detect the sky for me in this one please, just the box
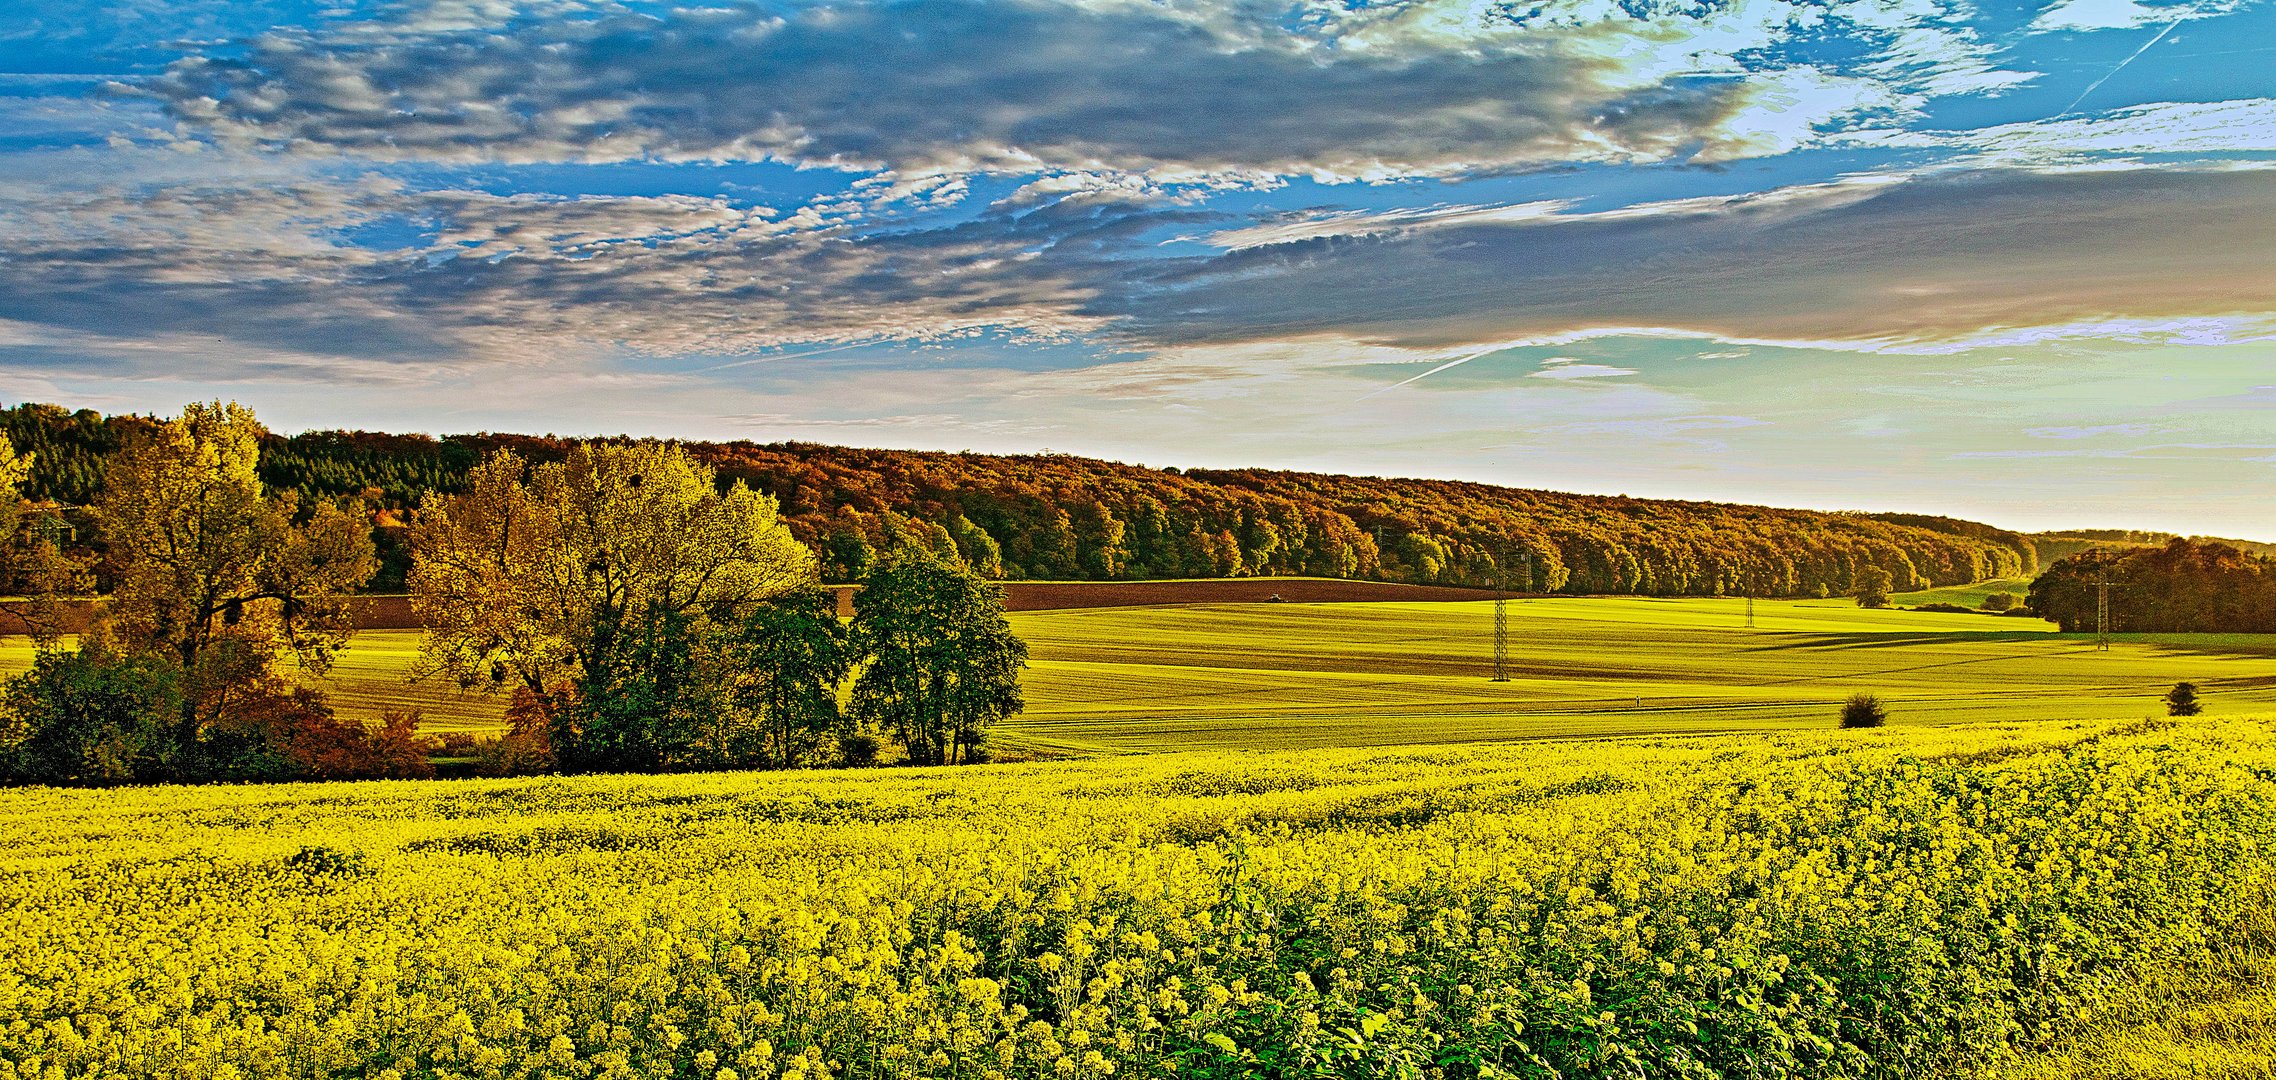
[1,0,2273,538]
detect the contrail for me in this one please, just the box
[1353,349,1501,402]
[2060,13,2188,116]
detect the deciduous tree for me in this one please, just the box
[95,402,377,749]
[409,441,814,694]
[850,553,1026,766]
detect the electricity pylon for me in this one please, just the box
[1491,570,1509,682]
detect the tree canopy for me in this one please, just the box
[850,553,1026,767]
[2031,538,2276,634]
[408,441,814,694]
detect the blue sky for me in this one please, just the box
[2,0,2272,536]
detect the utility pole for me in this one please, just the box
[1745,594,1755,629]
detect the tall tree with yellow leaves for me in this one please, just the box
[96,402,378,740]
[408,440,815,696]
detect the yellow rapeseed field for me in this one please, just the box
[2,718,2273,1079]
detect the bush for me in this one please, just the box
[1981,591,2020,612]
[1998,605,2040,618]
[0,644,183,785]
[1912,602,1976,614]
[284,707,437,780]
[472,732,557,777]
[1840,692,1889,728]
[838,732,881,767]
[2166,681,2203,717]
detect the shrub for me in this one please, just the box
[1998,605,2040,618]
[0,644,184,785]
[1981,591,2020,612]
[2166,681,2204,717]
[838,732,881,767]
[1841,692,1889,727]
[473,732,558,777]
[1912,602,1976,614]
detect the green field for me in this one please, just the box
[1890,575,2037,609]
[9,592,2274,751]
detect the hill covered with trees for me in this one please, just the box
[5,401,2044,597]
[2031,538,2276,634]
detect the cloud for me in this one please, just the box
[147,0,1890,182]
[2030,0,2237,32]
[0,156,1263,374]
[1103,166,2276,353]
[1528,359,1638,380]
[1847,98,2276,164]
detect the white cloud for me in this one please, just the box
[1529,361,1640,380]
[1847,98,2276,164]
[2030,0,2224,31]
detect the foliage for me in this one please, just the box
[722,588,854,768]
[0,403,423,786]
[1982,591,2020,612]
[1840,692,1889,728]
[7,403,2038,597]
[280,706,438,780]
[557,607,719,773]
[2032,538,2276,634]
[0,642,182,784]
[96,402,377,737]
[471,685,563,776]
[1852,565,1893,609]
[407,441,814,695]
[851,553,1028,765]
[0,722,2272,1079]
[2167,682,2204,718]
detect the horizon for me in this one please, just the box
[4,1,2273,538]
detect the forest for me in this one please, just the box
[2031,537,2276,634]
[5,402,2048,599]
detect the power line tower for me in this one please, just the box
[1490,552,1528,682]
[1491,564,1510,683]
[2092,579,2117,651]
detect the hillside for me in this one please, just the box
[6,401,2037,597]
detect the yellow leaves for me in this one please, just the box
[408,440,814,691]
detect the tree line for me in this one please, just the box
[4,401,2041,599]
[2031,538,2276,635]
[1,404,1024,786]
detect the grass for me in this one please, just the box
[1002,594,2276,753]
[1891,575,2036,609]
[7,591,2271,753]
[2009,906,2276,1079]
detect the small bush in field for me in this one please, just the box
[1841,693,1889,727]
